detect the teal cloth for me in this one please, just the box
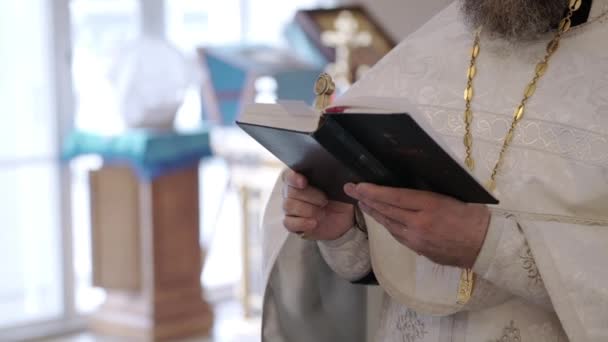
[62,129,212,179]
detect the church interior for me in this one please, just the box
[0,1,455,341]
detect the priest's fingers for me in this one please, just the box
[283,216,318,234]
[283,198,325,219]
[281,169,307,189]
[358,199,416,227]
[346,183,439,211]
[283,183,328,207]
[359,202,421,253]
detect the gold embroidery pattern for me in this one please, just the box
[396,309,427,342]
[492,321,522,342]
[520,246,544,286]
[423,106,608,168]
[490,208,608,227]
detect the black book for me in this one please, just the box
[236,101,498,205]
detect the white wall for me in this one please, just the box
[340,0,455,41]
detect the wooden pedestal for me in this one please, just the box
[88,166,213,341]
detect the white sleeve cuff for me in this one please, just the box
[470,213,552,308]
[472,213,508,277]
[317,227,371,281]
[319,226,366,249]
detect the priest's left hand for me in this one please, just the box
[344,183,491,269]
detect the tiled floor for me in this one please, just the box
[38,301,260,342]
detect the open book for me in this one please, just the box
[236,99,498,204]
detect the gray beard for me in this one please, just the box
[460,0,568,41]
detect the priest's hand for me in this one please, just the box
[281,170,355,240]
[344,183,490,269]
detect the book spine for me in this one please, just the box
[313,117,399,186]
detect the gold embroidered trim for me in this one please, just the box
[490,208,608,226]
[520,245,544,286]
[492,320,522,342]
[396,309,428,342]
[421,106,608,169]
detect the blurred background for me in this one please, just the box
[0,0,452,341]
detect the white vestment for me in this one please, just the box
[261,2,608,341]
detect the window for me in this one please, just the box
[245,0,335,45]
[71,0,141,134]
[0,0,64,329]
[166,0,243,51]
[165,0,336,52]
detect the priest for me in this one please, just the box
[261,0,608,341]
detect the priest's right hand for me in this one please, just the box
[281,169,355,240]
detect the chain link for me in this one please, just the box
[457,0,582,305]
[462,0,581,192]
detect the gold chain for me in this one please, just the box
[457,0,583,305]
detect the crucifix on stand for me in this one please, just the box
[321,10,372,92]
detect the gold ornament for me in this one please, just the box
[456,3,581,305]
[314,73,336,111]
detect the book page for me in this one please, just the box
[239,101,320,133]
